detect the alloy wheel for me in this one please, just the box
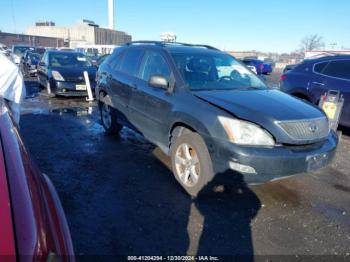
[101,103,112,129]
[174,143,200,187]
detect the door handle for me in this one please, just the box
[312,81,325,86]
[132,83,138,90]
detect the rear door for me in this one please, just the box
[129,49,173,147]
[308,61,330,102]
[320,60,350,126]
[108,48,144,124]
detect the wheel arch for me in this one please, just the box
[98,90,113,107]
[168,114,212,150]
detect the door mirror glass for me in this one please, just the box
[148,75,169,89]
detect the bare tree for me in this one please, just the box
[300,34,325,51]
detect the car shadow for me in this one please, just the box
[191,170,261,260]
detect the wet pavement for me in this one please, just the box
[20,79,350,259]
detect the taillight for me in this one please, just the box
[280,75,287,81]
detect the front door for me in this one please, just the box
[129,50,174,147]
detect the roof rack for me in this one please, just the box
[124,41,220,51]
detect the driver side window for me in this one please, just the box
[139,51,171,81]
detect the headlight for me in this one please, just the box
[218,116,275,146]
[52,70,65,81]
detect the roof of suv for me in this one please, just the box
[123,41,223,54]
[304,54,350,63]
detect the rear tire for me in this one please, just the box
[99,97,122,135]
[170,131,214,197]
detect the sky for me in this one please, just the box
[0,0,349,53]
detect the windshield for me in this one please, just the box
[170,52,267,91]
[49,53,92,68]
[13,46,31,56]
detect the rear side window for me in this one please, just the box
[116,48,144,77]
[139,51,171,81]
[314,62,328,73]
[322,60,350,80]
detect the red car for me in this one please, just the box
[0,98,74,261]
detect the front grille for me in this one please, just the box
[277,117,329,142]
[64,77,85,83]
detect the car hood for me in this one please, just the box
[193,89,327,144]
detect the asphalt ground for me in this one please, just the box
[19,76,350,261]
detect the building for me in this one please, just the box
[227,51,260,59]
[0,31,65,48]
[27,20,132,49]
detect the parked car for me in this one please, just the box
[0,98,74,260]
[34,46,46,55]
[37,50,97,97]
[85,53,100,66]
[21,51,41,76]
[0,43,11,57]
[242,58,273,75]
[11,45,32,64]
[264,58,276,69]
[96,41,338,197]
[279,55,350,127]
[244,64,257,74]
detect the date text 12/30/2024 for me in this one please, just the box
[127,256,220,261]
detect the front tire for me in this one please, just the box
[170,131,214,197]
[99,98,122,135]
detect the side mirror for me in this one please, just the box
[148,75,169,89]
[39,61,46,67]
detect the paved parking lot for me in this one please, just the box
[20,78,350,259]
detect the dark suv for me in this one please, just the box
[96,41,338,197]
[280,55,350,127]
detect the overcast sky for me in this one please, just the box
[1,0,349,53]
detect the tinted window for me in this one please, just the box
[117,49,144,76]
[322,60,350,80]
[139,51,171,81]
[108,52,123,70]
[314,62,328,73]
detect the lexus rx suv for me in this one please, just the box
[96,41,338,197]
